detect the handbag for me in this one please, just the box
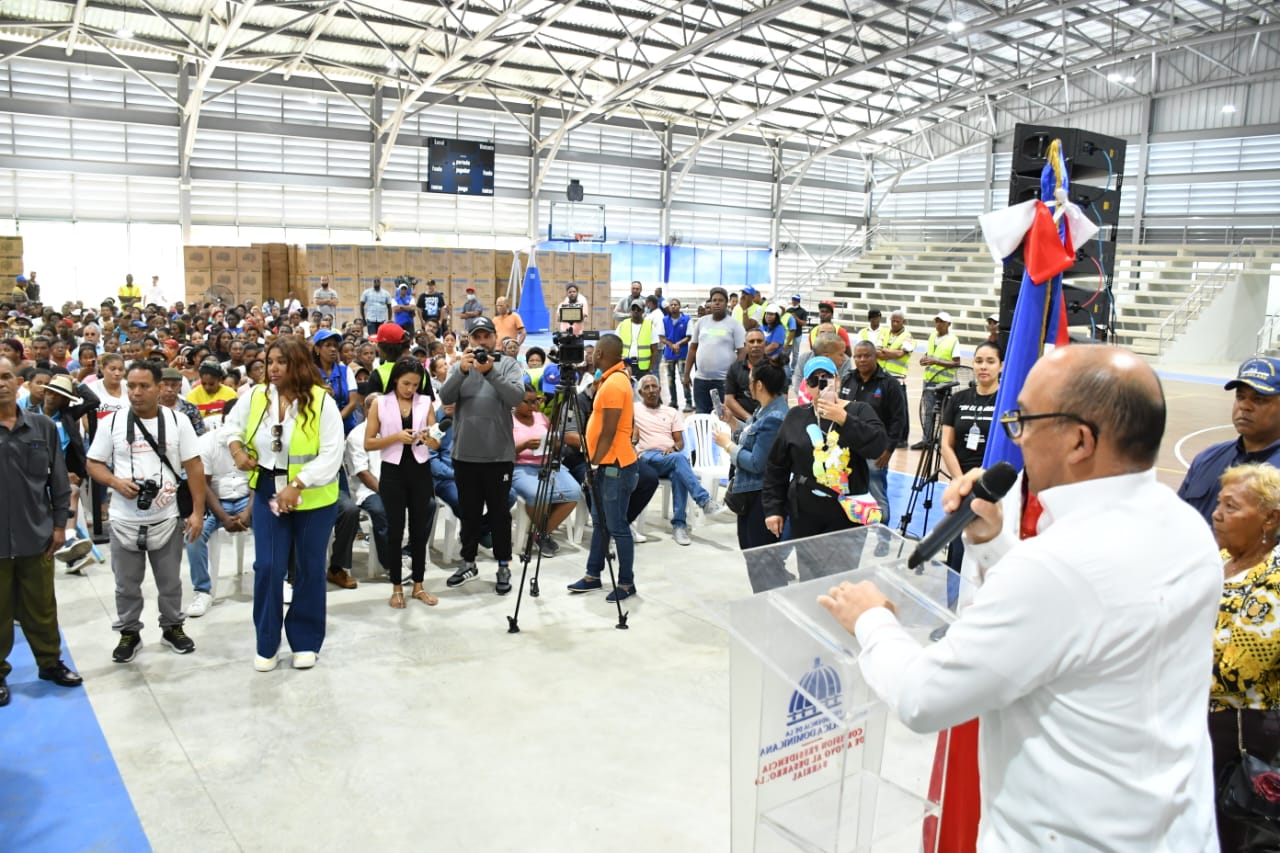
[132,412,195,518]
[1217,708,1280,823]
[724,477,753,516]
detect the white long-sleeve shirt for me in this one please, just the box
[855,470,1221,851]
[220,384,344,489]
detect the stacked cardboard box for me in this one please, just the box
[0,236,23,279]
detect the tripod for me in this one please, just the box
[507,369,629,633]
[898,382,956,541]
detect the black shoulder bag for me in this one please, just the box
[129,410,195,517]
[1217,708,1280,827]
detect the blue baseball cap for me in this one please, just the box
[791,294,801,302]
[312,328,342,346]
[804,356,838,380]
[1226,357,1280,396]
[131,320,148,329]
[741,285,759,296]
[541,363,561,391]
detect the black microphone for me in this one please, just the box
[907,461,1019,569]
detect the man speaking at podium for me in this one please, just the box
[820,346,1221,851]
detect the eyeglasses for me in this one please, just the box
[999,408,1099,442]
[270,423,283,453]
[805,372,832,389]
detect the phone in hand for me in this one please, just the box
[710,388,725,419]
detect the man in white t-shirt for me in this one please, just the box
[86,361,206,663]
[632,375,726,545]
[144,276,166,308]
[184,400,251,617]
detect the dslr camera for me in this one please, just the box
[134,478,160,510]
[472,347,502,365]
[552,304,599,366]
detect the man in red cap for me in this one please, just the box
[368,322,411,395]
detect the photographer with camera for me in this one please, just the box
[438,316,525,595]
[86,361,206,663]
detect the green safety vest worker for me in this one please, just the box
[616,317,656,371]
[244,385,339,511]
[924,331,960,384]
[879,327,915,380]
[374,360,395,394]
[859,324,884,344]
[733,302,765,328]
[782,312,798,347]
[810,318,845,346]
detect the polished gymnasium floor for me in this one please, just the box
[0,359,1241,852]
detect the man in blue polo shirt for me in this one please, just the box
[660,299,692,412]
[1178,356,1280,525]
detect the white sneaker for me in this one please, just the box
[283,583,293,605]
[629,522,648,543]
[700,498,729,520]
[292,651,318,669]
[672,525,692,546]
[254,655,278,672]
[187,591,213,618]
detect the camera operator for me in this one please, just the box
[438,316,525,595]
[86,361,206,663]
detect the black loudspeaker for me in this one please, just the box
[1004,240,1116,284]
[1011,125,1126,183]
[1062,283,1112,331]
[566,179,584,202]
[1009,175,1122,228]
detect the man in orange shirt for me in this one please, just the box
[569,334,639,602]
[491,296,526,349]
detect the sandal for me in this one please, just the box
[411,584,438,606]
[389,588,406,609]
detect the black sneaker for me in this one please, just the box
[161,625,195,655]
[536,532,560,556]
[495,565,512,595]
[447,563,479,588]
[112,631,142,663]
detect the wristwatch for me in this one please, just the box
[290,477,306,491]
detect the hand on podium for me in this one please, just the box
[818,581,897,635]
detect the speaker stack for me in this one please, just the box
[999,124,1127,342]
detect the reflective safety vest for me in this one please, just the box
[375,361,394,394]
[879,328,914,379]
[245,385,339,511]
[924,332,959,384]
[809,319,844,346]
[734,303,765,328]
[617,318,655,370]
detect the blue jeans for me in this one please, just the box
[585,462,638,586]
[511,465,583,505]
[186,495,251,593]
[692,377,723,415]
[639,450,710,528]
[866,465,890,528]
[250,478,339,659]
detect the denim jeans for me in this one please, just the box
[250,478,339,659]
[585,462,638,586]
[866,465,890,528]
[666,359,690,409]
[639,450,709,528]
[186,495,252,593]
[692,377,723,415]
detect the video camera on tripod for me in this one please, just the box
[551,304,599,368]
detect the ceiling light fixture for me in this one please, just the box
[1222,104,1237,114]
[116,27,134,39]
[1107,72,1122,83]
[945,20,965,34]
[1124,75,1135,84]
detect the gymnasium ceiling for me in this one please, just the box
[1,0,1277,186]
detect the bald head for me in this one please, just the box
[1032,345,1165,468]
[595,333,623,367]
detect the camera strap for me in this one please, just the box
[129,409,183,486]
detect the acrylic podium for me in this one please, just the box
[703,525,965,853]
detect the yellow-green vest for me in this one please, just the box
[245,385,339,510]
[617,318,655,370]
[880,329,913,378]
[924,332,959,384]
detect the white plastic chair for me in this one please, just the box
[683,414,731,501]
[208,527,248,599]
[433,498,462,563]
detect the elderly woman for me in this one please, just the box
[1209,463,1280,852]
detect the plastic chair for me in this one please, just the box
[208,527,248,599]
[682,414,731,501]
[433,498,462,563]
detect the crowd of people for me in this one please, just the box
[6,269,1280,848]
